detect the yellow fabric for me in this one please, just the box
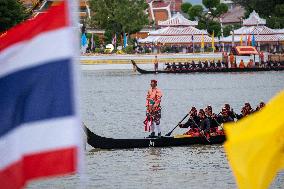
[240,34,243,46]
[211,31,215,51]
[224,91,284,189]
[201,33,204,49]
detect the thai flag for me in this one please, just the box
[0,1,82,189]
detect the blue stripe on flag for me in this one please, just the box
[0,59,74,137]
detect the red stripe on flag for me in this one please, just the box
[0,1,68,52]
[0,147,77,189]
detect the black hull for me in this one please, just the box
[131,60,284,74]
[85,127,226,149]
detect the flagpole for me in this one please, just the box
[220,18,225,52]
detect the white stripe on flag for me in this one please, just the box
[0,28,74,78]
[0,116,81,170]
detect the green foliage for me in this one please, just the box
[181,2,192,13]
[188,5,203,20]
[95,48,102,53]
[231,0,284,28]
[223,24,241,37]
[202,0,219,10]
[89,0,149,36]
[0,0,29,32]
[123,45,134,54]
[215,3,228,17]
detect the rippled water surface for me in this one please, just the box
[28,67,284,188]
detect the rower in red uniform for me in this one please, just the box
[146,80,163,137]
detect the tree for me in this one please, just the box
[231,0,284,28]
[181,2,192,13]
[0,0,29,32]
[88,0,149,37]
[188,5,203,20]
[186,0,228,36]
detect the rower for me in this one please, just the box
[244,102,254,114]
[179,107,200,129]
[205,105,219,131]
[197,61,202,69]
[165,63,171,71]
[171,62,177,71]
[237,107,248,120]
[146,80,163,137]
[217,107,234,124]
[224,103,237,120]
[203,61,209,69]
[216,60,222,68]
[256,101,265,111]
[210,60,216,68]
[198,109,211,137]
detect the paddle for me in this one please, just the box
[190,118,211,143]
[165,114,189,136]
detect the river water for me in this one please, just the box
[28,66,284,188]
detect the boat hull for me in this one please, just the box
[85,127,226,149]
[131,60,284,74]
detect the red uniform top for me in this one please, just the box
[146,87,162,113]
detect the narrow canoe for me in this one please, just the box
[131,60,284,74]
[84,126,226,149]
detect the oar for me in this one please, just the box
[165,114,189,136]
[190,118,211,143]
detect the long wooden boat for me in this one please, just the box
[84,126,226,149]
[131,60,284,74]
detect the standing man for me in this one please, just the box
[146,80,163,137]
[153,55,159,72]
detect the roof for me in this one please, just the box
[233,26,275,35]
[149,27,207,36]
[243,10,266,26]
[139,35,214,44]
[274,29,284,34]
[220,5,245,25]
[221,34,280,42]
[234,46,259,55]
[158,12,198,27]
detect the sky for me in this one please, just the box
[183,0,203,5]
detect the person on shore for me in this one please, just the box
[146,80,163,137]
[153,55,158,72]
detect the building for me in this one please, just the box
[219,5,245,26]
[139,12,215,53]
[29,0,90,21]
[220,11,284,52]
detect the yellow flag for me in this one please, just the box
[240,34,243,46]
[201,33,204,49]
[224,91,284,189]
[211,31,215,51]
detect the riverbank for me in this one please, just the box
[80,53,223,64]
